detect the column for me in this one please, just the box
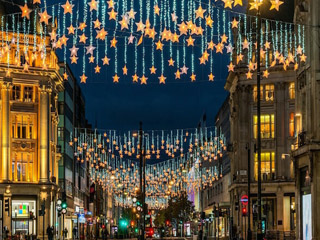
[1,80,11,181]
[39,85,50,183]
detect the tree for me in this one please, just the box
[154,192,195,227]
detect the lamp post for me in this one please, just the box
[40,191,48,240]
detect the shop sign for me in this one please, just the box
[240,195,248,206]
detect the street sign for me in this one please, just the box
[240,195,248,206]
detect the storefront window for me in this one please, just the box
[289,82,295,99]
[289,113,295,137]
[253,86,263,102]
[265,84,274,101]
[11,200,36,235]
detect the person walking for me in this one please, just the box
[47,225,53,240]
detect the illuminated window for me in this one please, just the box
[265,84,274,101]
[23,86,33,102]
[12,152,34,182]
[11,114,35,139]
[253,114,275,139]
[289,82,295,99]
[253,86,263,102]
[254,152,275,181]
[12,85,21,101]
[289,113,295,137]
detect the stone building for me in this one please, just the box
[292,0,320,239]
[225,65,297,238]
[0,5,63,240]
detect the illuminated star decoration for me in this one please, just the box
[39,10,52,25]
[208,73,215,81]
[159,74,166,84]
[20,4,32,19]
[80,74,87,83]
[113,74,120,83]
[270,0,284,11]
[61,0,74,14]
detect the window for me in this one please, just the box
[23,86,33,102]
[253,86,263,102]
[11,114,35,139]
[12,85,21,101]
[12,152,34,182]
[254,152,275,181]
[253,114,275,138]
[289,113,295,137]
[265,84,274,101]
[289,82,295,99]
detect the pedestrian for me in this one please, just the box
[72,227,77,240]
[3,227,8,240]
[47,225,53,240]
[64,228,68,239]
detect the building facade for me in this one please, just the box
[0,11,63,240]
[202,96,231,240]
[292,0,320,239]
[225,66,297,239]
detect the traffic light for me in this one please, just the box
[242,207,247,217]
[119,219,128,229]
[4,198,9,213]
[134,228,139,233]
[165,220,170,226]
[130,220,135,227]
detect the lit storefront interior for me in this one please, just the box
[11,200,36,235]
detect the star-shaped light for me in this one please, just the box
[175,70,181,79]
[264,41,271,50]
[236,53,244,64]
[128,34,135,44]
[226,43,234,54]
[195,6,206,19]
[88,0,99,11]
[136,21,145,33]
[223,0,234,9]
[171,12,178,22]
[270,0,283,11]
[178,22,188,35]
[20,4,32,19]
[234,0,243,6]
[263,70,270,78]
[190,73,196,82]
[69,45,79,56]
[227,62,235,72]
[300,54,307,62]
[199,57,206,65]
[150,66,157,74]
[208,73,215,81]
[70,55,78,64]
[95,65,101,73]
[156,40,163,51]
[122,65,128,75]
[127,9,136,19]
[93,19,101,29]
[186,36,195,46]
[23,62,29,72]
[154,5,160,15]
[221,34,228,44]
[246,71,253,79]
[205,15,214,28]
[49,30,57,41]
[294,63,299,71]
[207,41,215,50]
[140,75,148,85]
[39,10,52,25]
[102,56,110,65]
[242,39,249,50]
[89,55,95,63]
[137,35,143,46]
[132,74,139,83]
[79,22,87,31]
[108,9,118,20]
[110,37,117,48]
[159,74,166,84]
[60,35,69,45]
[249,0,263,10]
[96,28,108,40]
[180,65,188,74]
[80,74,87,83]
[107,0,115,9]
[296,45,303,55]
[231,18,239,28]
[62,0,74,14]
[202,50,210,61]
[113,74,120,83]
[168,58,175,66]
[86,45,96,55]
[215,43,224,54]
[63,72,68,80]
[33,0,41,4]
[67,24,75,35]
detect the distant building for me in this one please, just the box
[57,63,90,239]
[202,96,231,239]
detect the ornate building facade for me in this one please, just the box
[0,7,63,240]
[225,66,297,238]
[292,0,320,239]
